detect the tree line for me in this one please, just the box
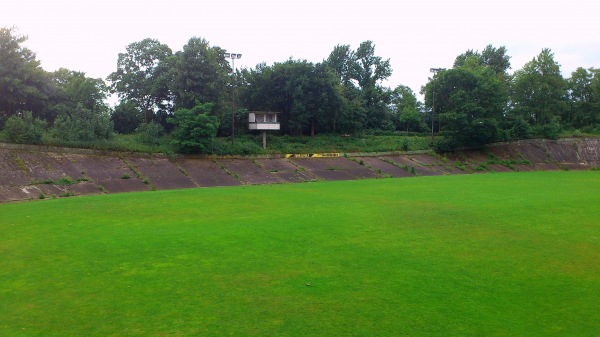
[1,26,599,153]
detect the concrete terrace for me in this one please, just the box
[0,138,598,203]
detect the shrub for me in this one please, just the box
[3,112,46,144]
[136,121,164,146]
[51,104,113,141]
[168,103,219,154]
[542,117,561,140]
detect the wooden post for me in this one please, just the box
[262,131,267,149]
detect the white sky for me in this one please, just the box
[2,0,599,101]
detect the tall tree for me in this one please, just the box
[454,45,511,76]
[51,68,108,113]
[326,44,357,87]
[480,45,511,76]
[107,38,173,123]
[325,41,392,130]
[353,41,392,129]
[169,37,230,112]
[390,85,426,132]
[240,59,341,136]
[511,48,567,125]
[566,67,599,128]
[422,61,506,148]
[324,45,365,133]
[111,100,143,134]
[0,26,50,122]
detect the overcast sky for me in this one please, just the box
[3,0,599,101]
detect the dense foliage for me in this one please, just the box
[1,27,599,153]
[168,102,219,153]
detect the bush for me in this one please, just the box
[112,101,143,134]
[542,117,561,140]
[136,121,164,146]
[3,112,46,144]
[168,103,219,154]
[508,115,532,140]
[51,104,113,142]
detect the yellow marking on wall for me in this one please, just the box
[285,153,340,158]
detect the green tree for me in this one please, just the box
[51,104,113,142]
[52,68,108,112]
[511,48,567,126]
[352,41,392,129]
[423,62,506,149]
[135,121,165,146]
[480,45,511,77]
[326,44,358,87]
[3,111,46,144]
[324,46,365,133]
[0,27,51,122]
[390,85,426,132]
[168,103,219,153]
[170,37,230,111]
[566,67,599,128]
[240,59,341,136]
[107,38,173,123]
[325,41,393,130]
[48,68,110,123]
[112,100,143,134]
[168,102,219,154]
[454,45,511,77]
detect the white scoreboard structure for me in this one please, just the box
[248,111,280,148]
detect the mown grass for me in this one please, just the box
[1,171,599,336]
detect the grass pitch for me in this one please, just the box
[1,171,599,336]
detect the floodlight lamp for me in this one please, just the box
[224,52,231,58]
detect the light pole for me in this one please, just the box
[429,68,443,145]
[225,52,242,144]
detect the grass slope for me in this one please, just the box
[1,171,599,336]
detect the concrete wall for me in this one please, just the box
[1,138,598,203]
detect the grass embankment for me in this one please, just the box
[1,171,599,336]
[7,132,432,155]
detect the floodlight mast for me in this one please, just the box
[225,52,242,144]
[430,68,443,145]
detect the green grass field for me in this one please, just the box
[1,171,599,336]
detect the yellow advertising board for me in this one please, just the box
[285,153,341,158]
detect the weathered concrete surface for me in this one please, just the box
[176,158,241,187]
[216,159,282,185]
[253,158,316,183]
[125,157,196,190]
[0,138,598,203]
[355,157,416,178]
